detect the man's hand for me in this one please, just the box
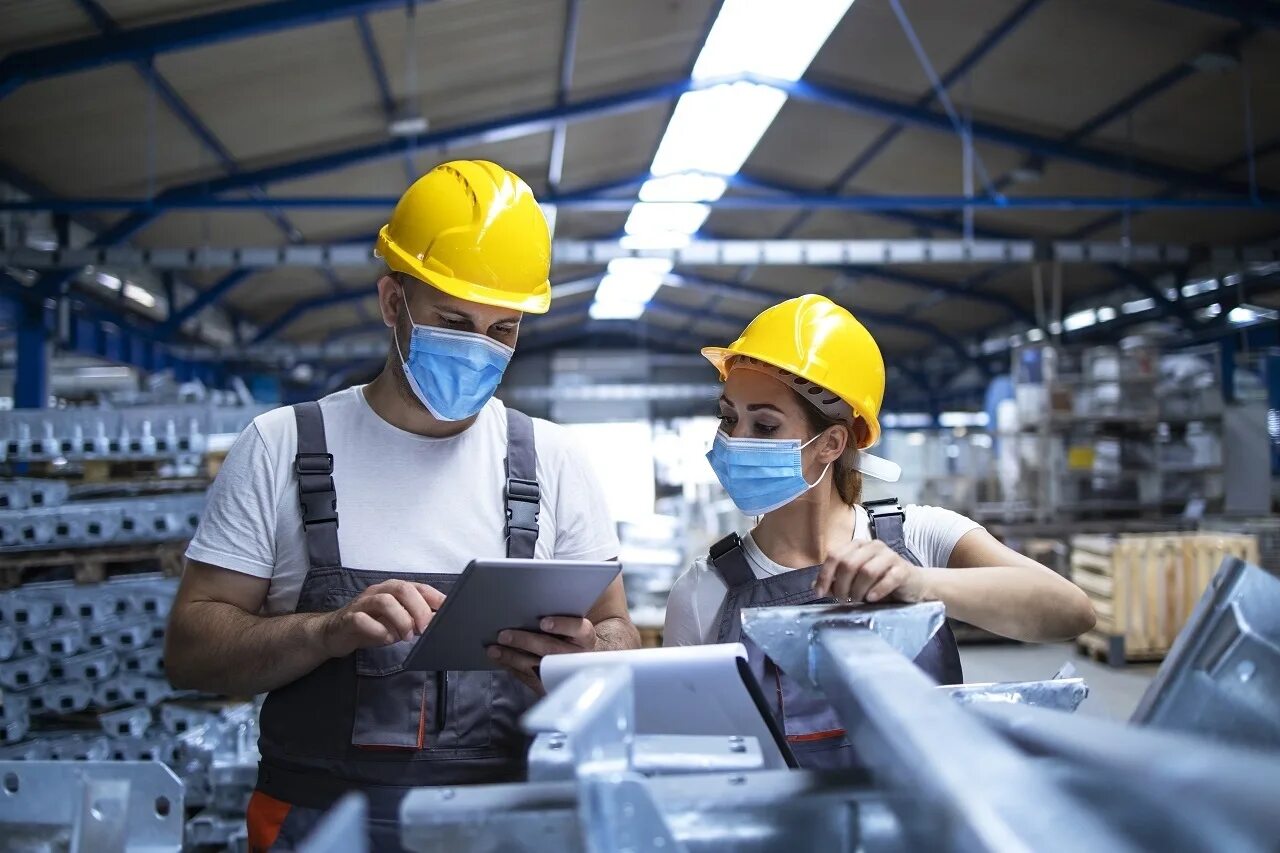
[319,580,445,658]
[486,616,596,694]
[813,540,930,604]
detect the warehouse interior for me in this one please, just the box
[1,0,1279,850]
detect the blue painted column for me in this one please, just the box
[14,299,50,408]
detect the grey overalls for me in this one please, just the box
[708,498,963,769]
[248,402,542,851]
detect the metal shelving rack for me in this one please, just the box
[1007,341,1226,523]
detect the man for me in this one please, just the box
[164,160,639,852]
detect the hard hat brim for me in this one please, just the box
[378,227,551,314]
[701,345,882,448]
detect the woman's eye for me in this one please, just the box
[716,414,736,426]
[754,423,778,436]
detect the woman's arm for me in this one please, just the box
[928,528,1095,642]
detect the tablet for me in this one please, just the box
[403,559,621,671]
[540,643,798,769]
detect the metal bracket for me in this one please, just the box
[0,760,184,852]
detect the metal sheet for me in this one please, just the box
[522,666,633,782]
[942,678,1089,712]
[740,601,946,690]
[1130,556,1280,750]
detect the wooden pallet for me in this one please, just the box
[1075,629,1166,666]
[1070,532,1258,665]
[0,541,188,588]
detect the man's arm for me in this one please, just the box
[587,574,640,651]
[165,560,444,696]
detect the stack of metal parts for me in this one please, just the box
[0,490,207,551]
[400,557,1280,853]
[0,575,262,852]
[0,402,270,464]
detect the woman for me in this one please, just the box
[663,294,1095,766]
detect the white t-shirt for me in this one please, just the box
[186,387,620,614]
[663,504,981,646]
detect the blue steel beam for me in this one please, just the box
[353,13,416,183]
[1150,0,1280,29]
[760,0,1046,246]
[159,269,253,337]
[834,266,1038,325]
[0,0,409,99]
[9,192,1280,214]
[767,75,1266,198]
[667,272,989,375]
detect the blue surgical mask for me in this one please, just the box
[394,299,514,422]
[706,431,830,516]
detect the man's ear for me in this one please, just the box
[376,274,401,329]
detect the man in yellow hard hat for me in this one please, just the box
[163,160,639,851]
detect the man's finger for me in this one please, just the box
[365,593,415,641]
[487,643,541,677]
[414,583,447,610]
[539,616,594,646]
[351,611,397,647]
[498,629,578,658]
[380,581,433,633]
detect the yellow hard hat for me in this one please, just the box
[702,294,885,447]
[375,160,552,314]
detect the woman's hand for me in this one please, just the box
[814,539,931,604]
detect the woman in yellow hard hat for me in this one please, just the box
[663,294,1095,768]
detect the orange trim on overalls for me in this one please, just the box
[787,728,847,743]
[247,790,292,853]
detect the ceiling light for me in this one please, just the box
[650,83,787,177]
[693,0,857,81]
[639,173,728,202]
[1122,297,1155,314]
[124,283,156,309]
[388,115,429,137]
[1063,309,1098,332]
[95,272,121,290]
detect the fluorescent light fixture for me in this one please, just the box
[1026,328,1045,342]
[906,431,926,446]
[1063,309,1098,332]
[971,433,993,449]
[607,258,673,277]
[620,232,691,250]
[639,173,728,202]
[1122,297,1155,314]
[1201,303,1223,319]
[650,83,787,176]
[939,411,989,428]
[590,258,673,321]
[1228,305,1276,324]
[692,0,856,81]
[624,201,711,239]
[388,115,429,137]
[124,283,156,309]
[1097,306,1118,322]
[96,272,121,290]
[1181,278,1218,297]
[594,0,854,320]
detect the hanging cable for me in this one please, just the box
[888,0,1001,198]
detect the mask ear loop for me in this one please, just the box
[799,431,833,490]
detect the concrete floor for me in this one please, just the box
[958,641,1161,720]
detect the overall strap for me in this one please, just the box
[708,534,756,587]
[293,402,341,570]
[504,409,540,559]
[864,497,915,562]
